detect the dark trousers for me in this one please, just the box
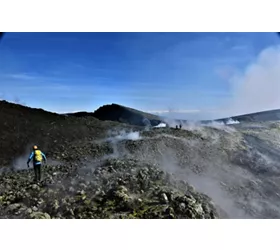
[33,164,41,181]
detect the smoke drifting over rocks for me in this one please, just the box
[107,130,142,142]
[2,99,280,218]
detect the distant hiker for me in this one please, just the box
[27,145,47,182]
[175,125,178,129]
[179,124,182,129]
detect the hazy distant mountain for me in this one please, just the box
[216,109,280,123]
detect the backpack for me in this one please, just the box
[34,150,43,162]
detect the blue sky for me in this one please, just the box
[0,32,280,119]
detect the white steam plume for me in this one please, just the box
[225,45,280,117]
[104,129,142,158]
[154,45,280,120]
[107,130,141,141]
[153,122,167,128]
[226,118,240,125]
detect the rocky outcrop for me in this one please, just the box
[0,159,220,219]
[90,104,162,126]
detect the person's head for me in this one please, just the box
[33,145,38,151]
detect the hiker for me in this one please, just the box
[179,124,182,129]
[27,145,47,182]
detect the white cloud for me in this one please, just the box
[7,73,38,80]
[225,45,280,116]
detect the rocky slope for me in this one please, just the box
[0,101,220,219]
[0,100,132,167]
[0,158,219,219]
[136,123,280,218]
[2,100,280,219]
